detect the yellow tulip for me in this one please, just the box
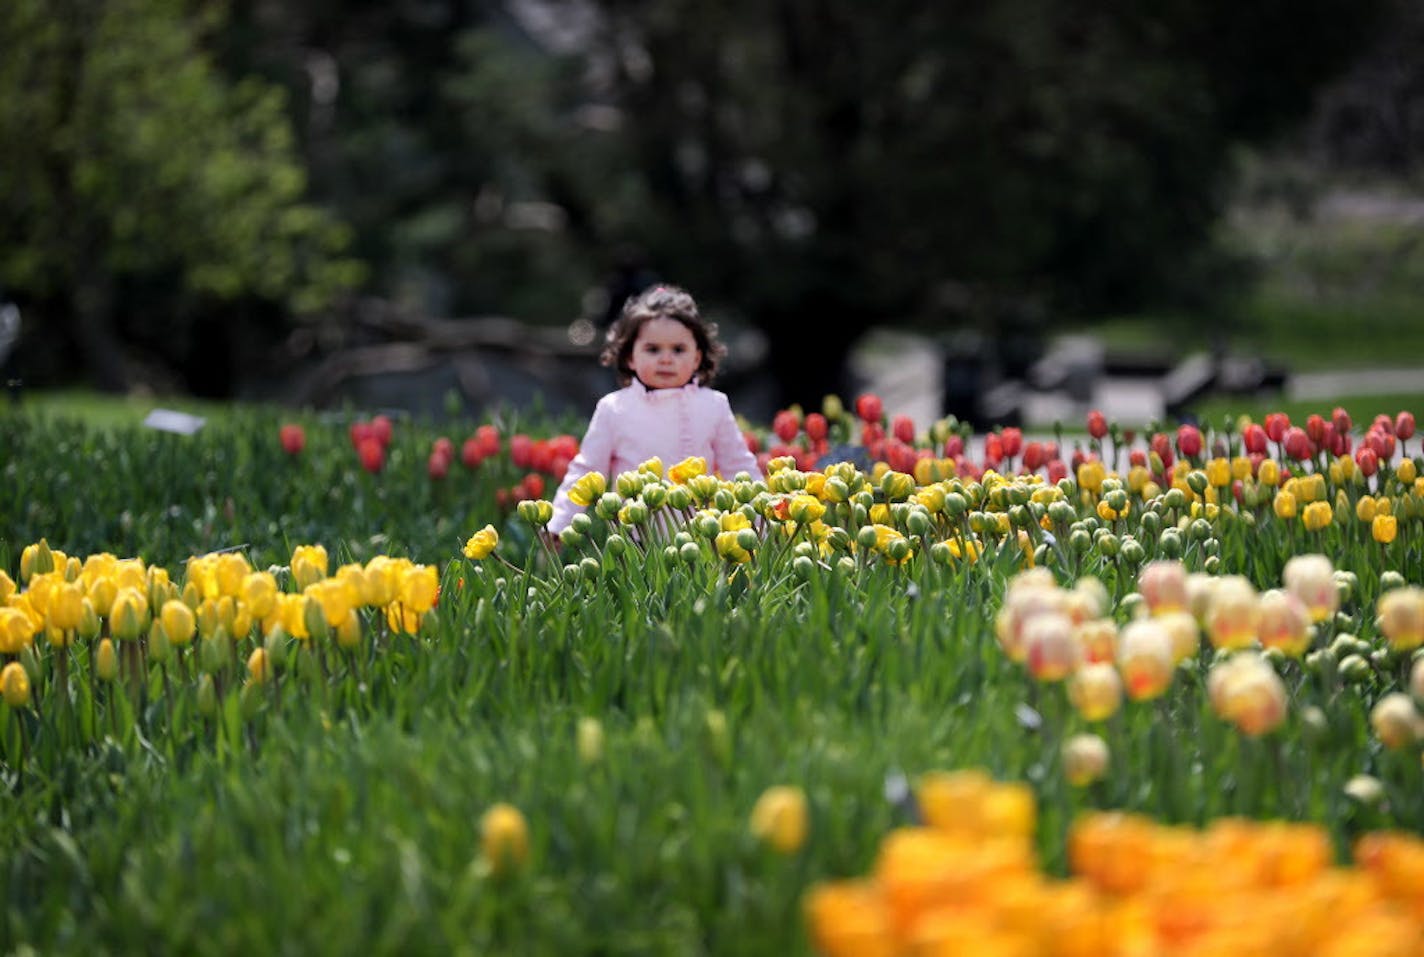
[161,599,197,646]
[305,579,355,628]
[1373,514,1398,544]
[109,587,147,641]
[239,571,279,619]
[1,661,31,708]
[668,456,708,484]
[1272,490,1297,519]
[749,785,808,853]
[95,638,119,682]
[1301,500,1332,531]
[1257,459,1280,487]
[1205,458,1231,488]
[1396,458,1417,484]
[290,544,329,589]
[480,803,530,877]
[568,471,607,507]
[398,565,439,614]
[1063,734,1110,786]
[247,647,272,684]
[1068,663,1123,722]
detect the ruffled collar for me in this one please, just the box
[629,378,701,400]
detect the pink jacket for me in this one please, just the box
[548,379,763,532]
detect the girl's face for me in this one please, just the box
[627,317,702,389]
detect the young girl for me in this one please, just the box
[548,285,763,533]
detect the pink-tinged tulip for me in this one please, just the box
[1063,734,1110,786]
[1283,554,1338,623]
[474,423,501,457]
[279,424,305,456]
[1355,446,1379,477]
[1150,433,1174,470]
[1395,411,1415,440]
[1372,413,1395,435]
[1264,412,1291,444]
[1024,613,1080,682]
[1087,410,1108,440]
[1069,663,1123,721]
[1242,423,1267,455]
[1117,620,1174,701]
[855,393,883,424]
[1370,693,1422,750]
[1367,428,1396,460]
[428,451,450,480]
[1331,406,1352,436]
[1138,561,1188,617]
[1074,618,1118,664]
[1257,589,1311,657]
[1377,587,1424,652]
[943,433,964,459]
[887,415,912,445]
[1204,577,1260,652]
[1208,653,1287,737]
[1046,460,1068,484]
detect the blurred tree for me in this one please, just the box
[222,0,614,323]
[568,0,1390,409]
[0,0,362,392]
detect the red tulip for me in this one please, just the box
[1355,446,1379,477]
[475,424,501,457]
[1372,414,1395,436]
[279,424,305,456]
[1396,411,1416,441]
[1046,460,1068,483]
[520,472,546,499]
[855,393,884,424]
[891,415,916,445]
[1367,428,1396,460]
[1282,427,1313,461]
[805,413,829,442]
[999,427,1023,459]
[1086,410,1108,440]
[428,451,450,480]
[1305,414,1327,446]
[1242,423,1267,455]
[350,420,373,449]
[984,433,1003,468]
[1176,424,1203,459]
[461,437,484,470]
[773,410,801,443]
[1129,449,1147,469]
[1264,413,1291,444]
[358,437,385,473]
[744,431,761,455]
[371,414,393,447]
[1331,406,1352,437]
[1022,441,1045,472]
[1150,433,1174,470]
[432,436,454,461]
[943,434,964,459]
[510,434,533,469]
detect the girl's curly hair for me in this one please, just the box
[600,284,727,386]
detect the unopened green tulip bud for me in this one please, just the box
[885,538,912,563]
[1203,555,1220,573]
[710,488,733,511]
[1164,488,1186,510]
[1057,477,1077,498]
[836,556,857,576]
[824,477,850,503]
[641,483,668,510]
[827,527,851,553]
[616,472,645,498]
[930,542,951,565]
[1186,471,1208,495]
[78,598,101,641]
[851,503,869,526]
[200,631,230,673]
[1033,543,1053,567]
[1009,505,1032,528]
[1338,654,1372,684]
[1097,532,1120,557]
[662,545,679,561]
[673,531,694,547]
[1044,501,1073,526]
[1158,530,1183,559]
[944,493,968,517]
[148,619,172,664]
[570,512,593,535]
[792,542,818,560]
[559,527,585,549]
[679,542,702,565]
[578,557,600,582]
[907,510,932,537]
[240,680,263,720]
[1120,538,1145,565]
[303,596,329,642]
[1379,570,1407,593]
[1189,518,1212,542]
[667,486,692,510]
[264,625,290,671]
[793,555,816,581]
[1304,648,1334,675]
[736,528,759,552]
[562,562,584,585]
[1202,537,1220,557]
[197,674,218,717]
[605,534,628,558]
[856,526,879,550]
[1119,593,1145,619]
[594,492,623,521]
[734,481,757,504]
[694,514,719,539]
[1070,529,1093,554]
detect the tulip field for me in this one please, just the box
[2,398,1424,955]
